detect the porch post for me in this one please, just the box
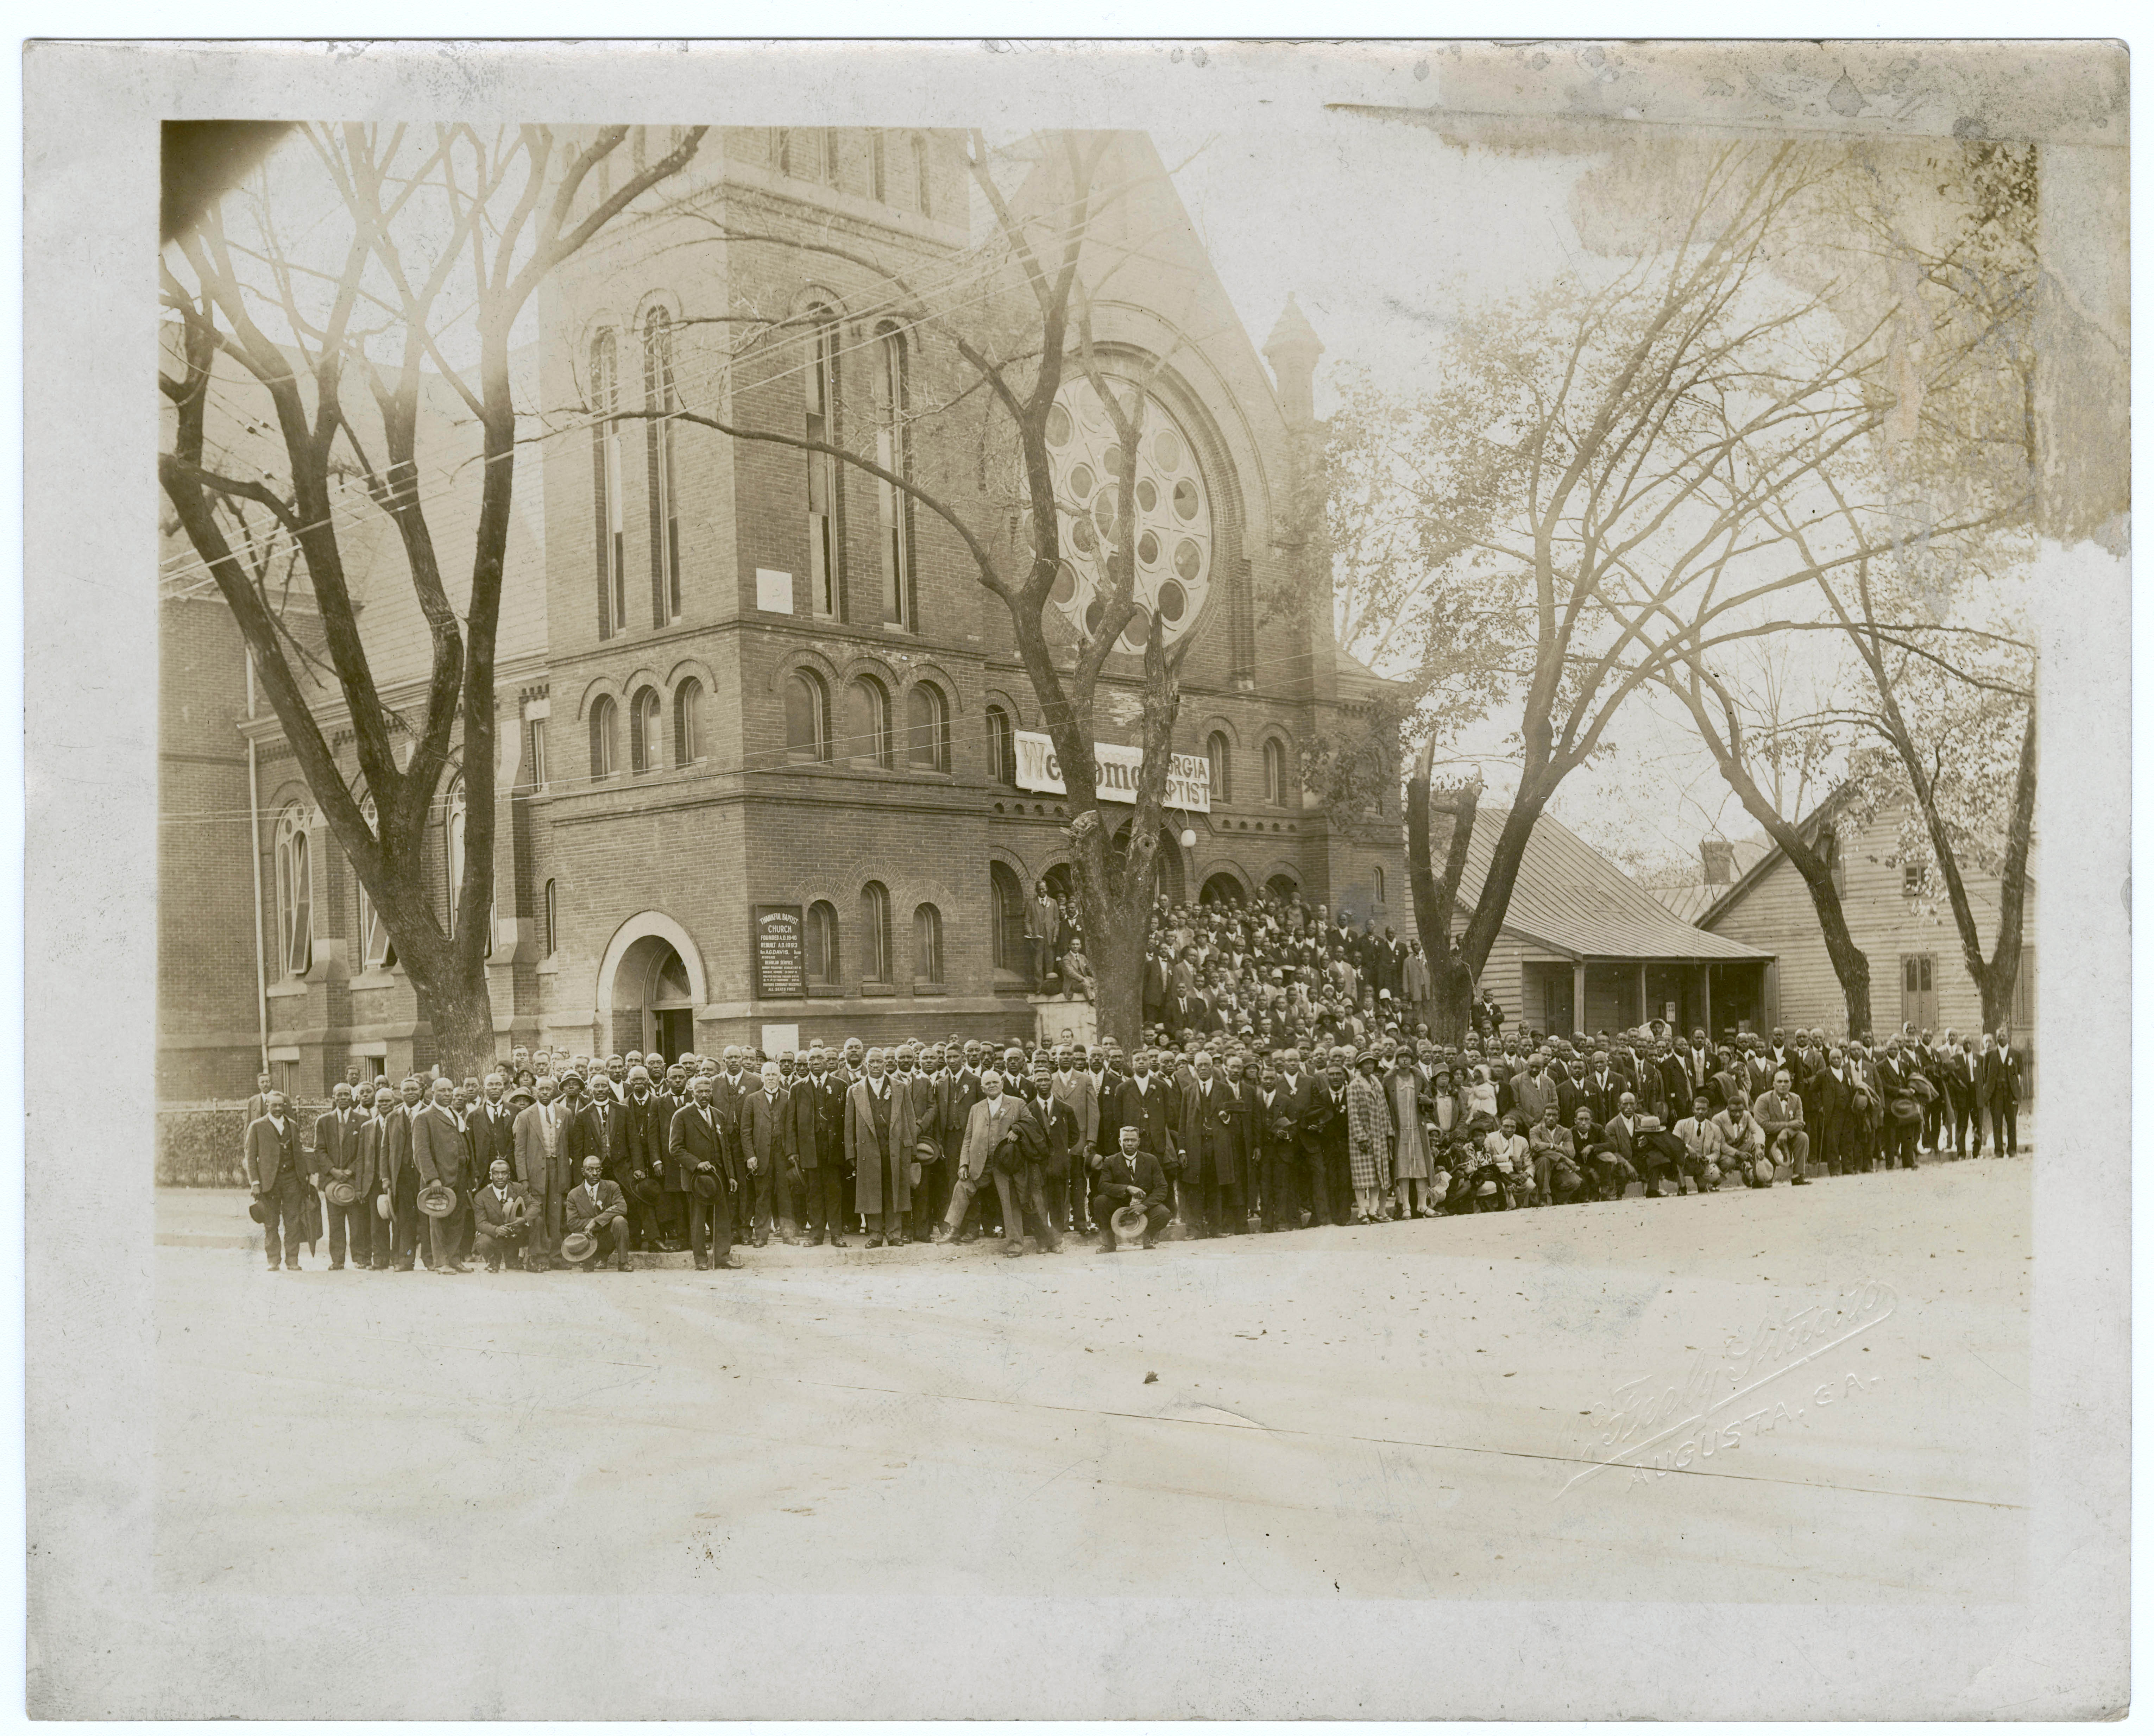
[1572,960,1587,1038]
[1700,963,1714,1043]
[1637,962,1649,1029]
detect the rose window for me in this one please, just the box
[1034,376,1213,653]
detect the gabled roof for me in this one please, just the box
[1646,839,1770,923]
[1694,788,1860,929]
[1454,804,1772,962]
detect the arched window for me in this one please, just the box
[1262,737,1290,807]
[630,687,662,774]
[272,806,311,977]
[806,899,839,986]
[870,130,888,202]
[784,669,830,762]
[912,133,932,216]
[673,678,704,766]
[643,308,682,624]
[543,878,558,957]
[1207,731,1232,805]
[989,861,1027,976]
[847,676,892,769]
[914,903,944,983]
[872,325,912,627]
[775,127,794,176]
[589,694,619,779]
[356,797,395,970]
[985,704,1016,785]
[906,682,949,772]
[443,778,467,937]
[1373,865,1387,904]
[823,128,842,188]
[804,304,842,617]
[591,329,625,639]
[860,881,892,984]
[631,125,648,175]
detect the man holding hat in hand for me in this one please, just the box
[471,1156,535,1271]
[562,1152,633,1272]
[245,1089,307,1270]
[411,1077,472,1273]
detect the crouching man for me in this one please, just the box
[1091,1125,1171,1251]
[471,1158,535,1271]
[1754,1070,1812,1185]
[563,1153,634,1272]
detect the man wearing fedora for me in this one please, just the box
[313,1081,373,1271]
[562,1151,634,1272]
[245,1089,307,1271]
[411,1077,472,1273]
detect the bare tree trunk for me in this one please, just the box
[1972,703,2037,1032]
[1406,737,1480,1046]
[417,957,497,1081]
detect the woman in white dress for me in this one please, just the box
[1386,1056,1434,1218]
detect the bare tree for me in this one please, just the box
[1329,141,2021,1043]
[160,123,704,1076]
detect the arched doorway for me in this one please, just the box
[1199,871,1246,906]
[1266,872,1301,901]
[596,913,708,1063]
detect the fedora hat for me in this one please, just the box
[1108,1203,1148,1248]
[247,1197,266,1224]
[692,1168,719,1199]
[558,1230,596,1265]
[324,1178,359,1207]
[416,1181,457,1218]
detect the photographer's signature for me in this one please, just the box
[1557,1278,1897,1496]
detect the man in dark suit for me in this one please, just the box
[1991,1030,2024,1157]
[562,1153,634,1271]
[1810,1050,1853,1176]
[669,1074,741,1270]
[1975,1034,2011,1157]
[621,1066,675,1249]
[1176,1051,1247,1238]
[786,1049,849,1246]
[1299,1059,1351,1226]
[410,1078,472,1273]
[467,1073,518,1185]
[245,1090,308,1271]
[1091,1050,1130,1158]
[1248,1063,1300,1232]
[1091,1125,1171,1251]
[310,1082,372,1271]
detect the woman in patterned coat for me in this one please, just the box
[1345,1051,1394,1223]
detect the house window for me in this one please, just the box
[806,900,839,986]
[1902,857,1925,895]
[805,305,842,617]
[443,778,467,937]
[860,880,892,983]
[1262,737,1289,806]
[785,670,830,762]
[1207,731,1232,804]
[872,325,913,628]
[528,718,548,791]
[989,861,1027,975]
[847,676,892,769]
[2014,945,2035,1027]
[643,308,682,624]
[591,329,625,638]
[986,705,1016,785]
[906,682,949,772]
[543,878,558,957]
[589,694,619,779]
[630,687,662,774]
[871,130,887,202]
[272,807,311,977]
[914,902,944,983]
[357,797,394,969]
[912,133,932,216]
[1373,865,1386,904]
[674,679,703,766]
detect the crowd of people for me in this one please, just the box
[238,892,2028,1273]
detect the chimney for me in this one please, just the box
[1262,293,1324,427]
[1700,839,1736,885]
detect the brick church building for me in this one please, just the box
[158,127,1405,1103]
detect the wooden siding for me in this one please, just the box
[1706,803,2034,1040]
